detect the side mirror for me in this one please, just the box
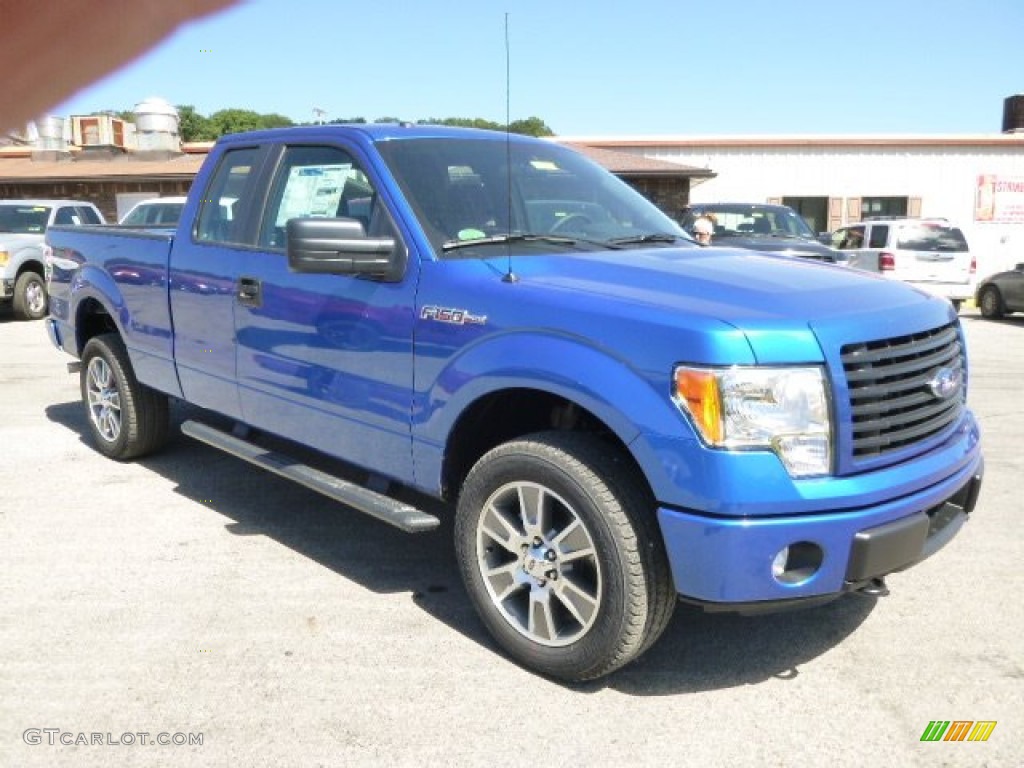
[286,217,403,280]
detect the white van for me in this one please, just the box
[829,218,976,310]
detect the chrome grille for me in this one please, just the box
[841,323,964,458]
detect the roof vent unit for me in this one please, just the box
[33,116,71,149]
[1002,94,1024,134]
[72,114,128,149]
[133,97,180,152]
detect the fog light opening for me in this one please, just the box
[771,541,824,585]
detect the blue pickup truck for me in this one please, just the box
[44,125,983,682]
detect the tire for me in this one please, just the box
[455,432,676,682]
[978,286,1004,319]
[12,271,47,321]
[80,333,170,460]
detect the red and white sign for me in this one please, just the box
[975,174,1024,223]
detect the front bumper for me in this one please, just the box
[657,454,983,607]
[0,278,13,298]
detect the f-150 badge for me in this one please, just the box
[420,306,487,325]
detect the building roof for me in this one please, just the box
[0,137,711,185]
[566,143,713,177]
[557,133,1024,149]
[0,153,205,183]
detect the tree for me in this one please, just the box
[413,116,553,135]
[176,104,216,142]
[507,116,553,137]
[206,108,295,137]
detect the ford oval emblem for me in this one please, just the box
[927,366,961,400]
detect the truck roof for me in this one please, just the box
[215,123,538,147]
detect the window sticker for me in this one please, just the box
[276,164,354,226]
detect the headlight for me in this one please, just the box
[0,251,9,267]
[673,365,831,478]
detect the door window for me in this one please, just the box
[259,145,393,249]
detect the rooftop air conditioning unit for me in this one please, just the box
[72,115,128,148]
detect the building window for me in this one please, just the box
[782,197,828,234]
[861,197,908,218]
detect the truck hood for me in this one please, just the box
[0,232,44,250]
[484,245,953,364]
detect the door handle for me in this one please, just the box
[237,276,263,307]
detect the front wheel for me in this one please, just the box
[80,333,170,460]
[12,271,47,320]
[978,286,1004,319]
[455,432,675,682]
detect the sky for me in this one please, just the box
[49,0,1024,138]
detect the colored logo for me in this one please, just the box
[926,366,961,401]
[920,720,997,742]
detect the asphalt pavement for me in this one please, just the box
[1,305,1020,768]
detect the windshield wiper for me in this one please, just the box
[441,233,620,252]
[606,233,684,246]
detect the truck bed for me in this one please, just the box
[46,224,179,393]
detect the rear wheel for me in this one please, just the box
[455,432,675,682]
[978,286,1004,319]
[12,271,47,320]
[81,333,170,460]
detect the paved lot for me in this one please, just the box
[1,306,1021,768]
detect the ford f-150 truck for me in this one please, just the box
[44,125,983,682]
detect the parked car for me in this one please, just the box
[680,203,842,262]
[119,196,187,226]
[975,263,1024,318]
[0,199,104,320]
[827,217,975,310]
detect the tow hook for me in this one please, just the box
[857,577,890,597]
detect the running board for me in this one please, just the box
[181,420,440,533]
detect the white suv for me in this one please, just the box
[828,217,975,310]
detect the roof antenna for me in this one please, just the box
[502,11,518,283]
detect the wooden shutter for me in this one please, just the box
[847,197,862,222]
[828,197,843,231]
[908,197,922,217]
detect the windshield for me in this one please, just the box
[376,137,690,256]
[0,205,51,234]
[895,223,968,252]
[683,205,815,239]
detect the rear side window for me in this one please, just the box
[77,206,102,224]
[835,225,865,249]
[896,223,968,252]
[196,147,260,244]
[868,225,888,248]
[54,207,77,225]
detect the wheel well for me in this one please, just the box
[16,258,44,278]
[75,298,118,355]
[442,388,648,502]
